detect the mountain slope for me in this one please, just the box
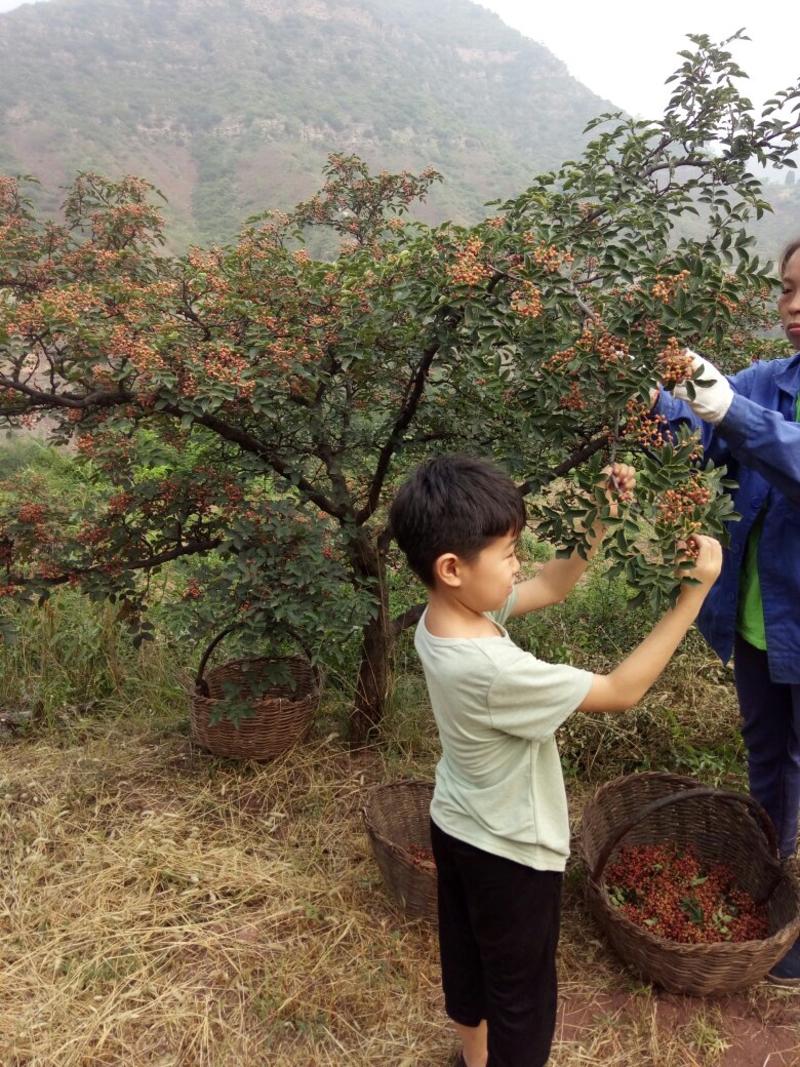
[0,0,615,244]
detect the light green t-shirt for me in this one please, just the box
[737,391,800,650]
[414,588,593,872]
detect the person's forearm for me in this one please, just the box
[605,587,705,708]
[535,520,604,601]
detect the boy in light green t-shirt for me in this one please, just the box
[389,454,721,1067]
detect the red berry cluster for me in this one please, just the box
[522,237,574,273]
[510,280,543,319]
[17,503,47,524]
[642,318,661,346]
[107,492,133,516]
[404,844,436,871]
[544,326,628,374]
[543,345,576,373]
[657,473,712,527]
[651,270,690,303]
[578,327,628,367]
[622,398,668,450]
[656,337,694,390]
[605,842,768,944]
[560,380,587,411]
[447,237,493,287]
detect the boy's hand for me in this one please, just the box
[678,534,723,594]
[603,462,636,516]
[669,350,733,425]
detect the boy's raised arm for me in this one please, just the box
[577,534,722,713]
[509,463,635,616]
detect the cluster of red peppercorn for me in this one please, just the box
[446,237,493,287]
[522,238,574,273]
[657,476,711,520]
[622,397,669,450]
[656,337,694,390]
[510,280,543,319]
[651,269,690,303]
[17,503,47,524]
[544,326,628,376]
[404,844,436,871]
[580,328,629,367]
[605,842,769,944]
[560,380,587,412]
[654,474,713,556]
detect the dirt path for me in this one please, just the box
[556,983,800,1065]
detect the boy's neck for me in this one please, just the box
[424,590,503,639]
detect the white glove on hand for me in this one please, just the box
[670,349,733,425]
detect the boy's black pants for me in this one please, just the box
[430,819,562,1067]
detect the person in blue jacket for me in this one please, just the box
[654,237,800,984]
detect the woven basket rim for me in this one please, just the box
[197,651,316,678]
[582,769,711,814]
[579,770,768,861]
[192,654,320,703]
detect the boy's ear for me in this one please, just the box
[433,552,463,588]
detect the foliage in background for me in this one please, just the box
[1,33,799,741]
[0,0,615,246]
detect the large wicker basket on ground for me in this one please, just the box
[364,780,437,924]
[580,771,800,995]
[190,654,321,760]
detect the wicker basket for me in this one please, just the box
[190,655,321,760]
[580,771,800,995]
[363,780,437,923]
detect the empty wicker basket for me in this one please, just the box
[580,771,800,995]
[364,780,437,923]
[191,654,320,760]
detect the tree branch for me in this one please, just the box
[391,603,425,636]
[516,433,611,497]
[354,270,507,525]
[0,372,347,520]
[355,337,441,525]
[8,535,223,589]
[0,375,128,409]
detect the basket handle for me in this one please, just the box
[194,622,320,696]
[589,786,781,885]
[195,623,242,695]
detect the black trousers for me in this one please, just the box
[430,819,562,1067]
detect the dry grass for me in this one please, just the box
[0,728,444,1066]
[2,702,799,1067]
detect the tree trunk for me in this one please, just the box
[347,530,393,744]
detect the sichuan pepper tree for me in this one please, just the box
[1,33,799,741]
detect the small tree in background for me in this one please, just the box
[1,33,798,742]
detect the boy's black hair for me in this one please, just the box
[780,237,800,276]
[389,454,526,587]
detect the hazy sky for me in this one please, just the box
[479,2,798,118]
[0,0,797,119]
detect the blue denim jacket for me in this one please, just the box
[655,353,800,683]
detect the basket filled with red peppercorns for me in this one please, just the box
[580,772,800,995]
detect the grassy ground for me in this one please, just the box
[1,573,799,1065]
